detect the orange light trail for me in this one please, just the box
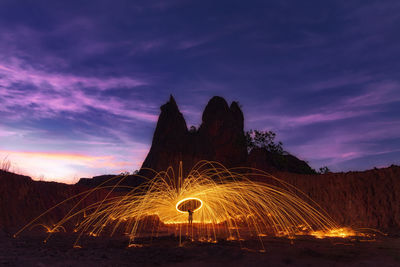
[175,197,203,213]
[15,161,371,250]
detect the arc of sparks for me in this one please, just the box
[175,197,204,213]
[15,160,371,250]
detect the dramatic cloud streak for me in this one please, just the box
[0,59,157,122]
[0,61,146,91]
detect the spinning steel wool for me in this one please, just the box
[15,161,362,250]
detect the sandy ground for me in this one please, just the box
[0,230,399,267]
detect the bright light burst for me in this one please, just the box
[15,161,366,249]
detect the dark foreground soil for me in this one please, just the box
[0,230,399,267]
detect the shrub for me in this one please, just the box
[0,156,11,172]
[245,129,283,154]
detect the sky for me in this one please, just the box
[1,0,399,183]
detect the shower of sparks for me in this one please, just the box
[15,161,370,250]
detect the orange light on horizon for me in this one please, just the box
[1,149,113,161]
[0,149,136,183]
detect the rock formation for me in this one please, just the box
[248,147,316,174]
[140,95,315,177]
[140,95,248,177]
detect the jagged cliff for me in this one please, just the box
[140,95,312,176]
[140,95,248,177]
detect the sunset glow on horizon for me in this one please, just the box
[0,149,144,184]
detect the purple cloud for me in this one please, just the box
[0,59,146,91]
[344,81,400,107]
[249,110,371,129]
[0,58,158,122]
[286,119,400,170]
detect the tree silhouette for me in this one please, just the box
[245,129,283,154]
[318,166,331,174]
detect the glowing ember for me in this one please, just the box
[15,161,366,249]
[310,227,359,239]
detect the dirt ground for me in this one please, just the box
[0,230,399,267]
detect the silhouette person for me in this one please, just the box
[188,209,193,224]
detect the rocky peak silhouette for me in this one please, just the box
[140,95,318,178]
[140,96,247,177]
[152,95,188,147]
